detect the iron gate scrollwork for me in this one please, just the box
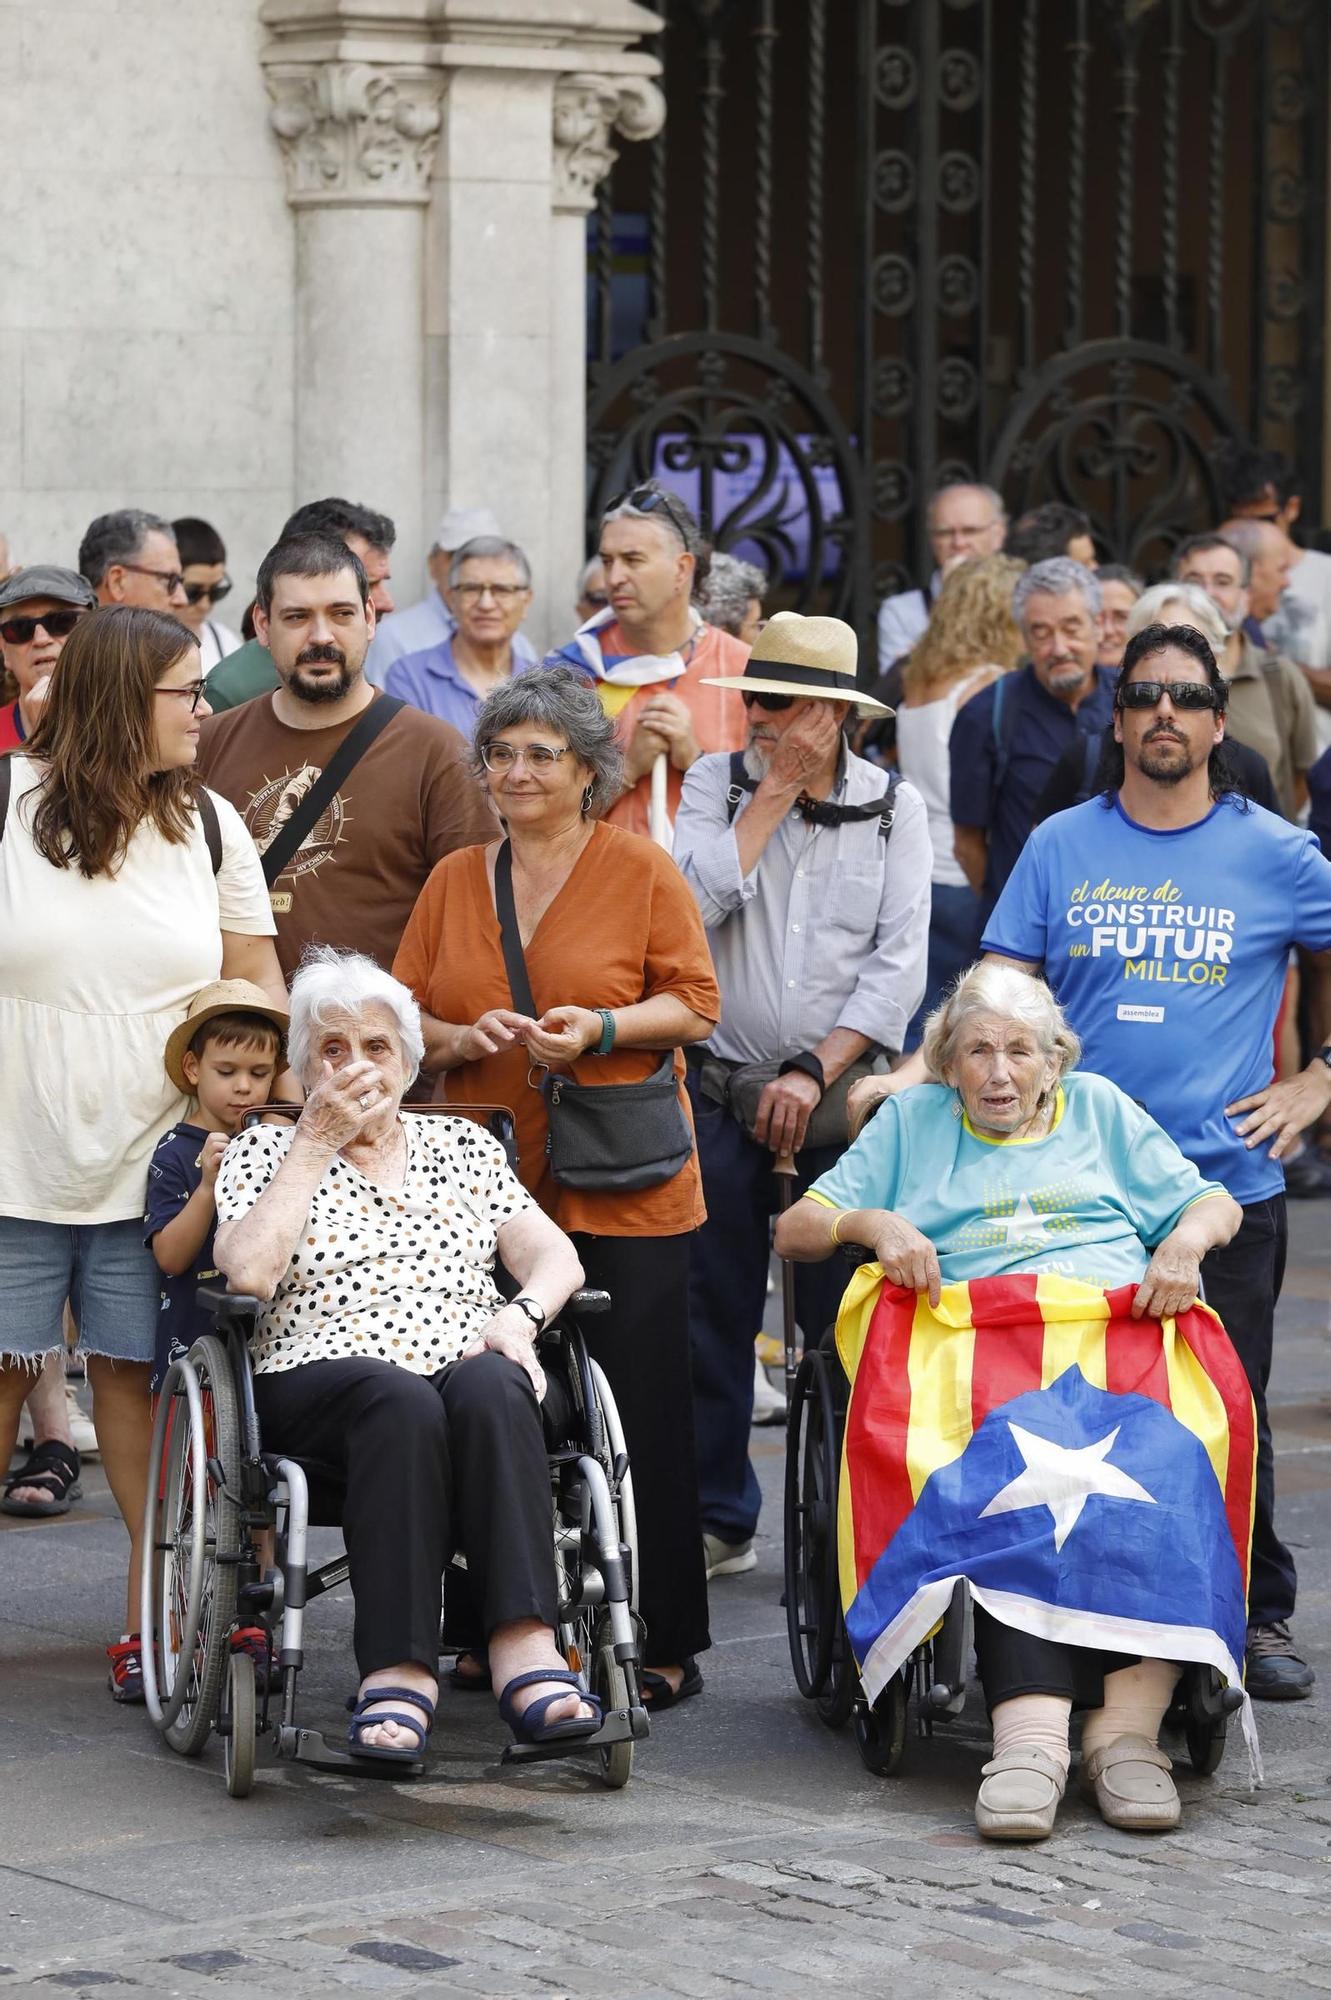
[589,0,1329,662]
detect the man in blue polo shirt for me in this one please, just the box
[949,558,1115,913]
[862,619,1331,1697]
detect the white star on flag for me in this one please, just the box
[980,1421,1156,1550]
[993,1192,1052,1247]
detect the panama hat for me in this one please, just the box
[700,610,891,714]
[165,979,289,1093]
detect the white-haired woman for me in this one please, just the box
[213,947,601,1767]
[776,963,1242,1840]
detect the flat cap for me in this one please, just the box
[0,565,97,613]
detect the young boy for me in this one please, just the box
[148,979,289,1394]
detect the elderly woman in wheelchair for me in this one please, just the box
[776,962,1246,1841]
[210,945,602,1767]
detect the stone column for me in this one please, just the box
[261,1,663,648]
[262,21,446,594]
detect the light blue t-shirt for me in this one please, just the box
[982,794,1331,1203]
[807,1072,1225,1289]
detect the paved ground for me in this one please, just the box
[4,1217,1331,1998]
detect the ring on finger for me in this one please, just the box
[359,1091,373,1108]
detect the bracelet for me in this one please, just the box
[510,1294,546,1334]
[780,1051,827,1095]
[829,1211,846,1246]
[594,1007,616,1056]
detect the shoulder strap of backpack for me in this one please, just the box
[1077,729,1102,804]
[990,672,1017,793]
[260,694,405,887]
[196,786,222,876]
[725,750,753,825]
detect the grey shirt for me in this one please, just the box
[674,748,932,1064]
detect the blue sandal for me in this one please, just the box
[345,1684,435,1765]
[498,1669,603,1746]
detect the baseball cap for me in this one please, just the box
[430,507,502,554]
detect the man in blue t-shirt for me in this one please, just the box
[857,621,1331,1699]
[949,558,1116,913]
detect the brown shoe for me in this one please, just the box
[1080,1734,1180,1830]
[974,1745,1066,1841]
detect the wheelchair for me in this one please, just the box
[784,1330,1243,1780]
[140,1106,647,1798]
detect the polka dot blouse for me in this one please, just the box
[214,1117,535,1378]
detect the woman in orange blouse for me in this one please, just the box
[395,667,720,1704]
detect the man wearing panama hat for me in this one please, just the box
[675,612,931,1577]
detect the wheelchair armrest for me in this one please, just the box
[199,1286,266,1321]
[566,1288,612,1317]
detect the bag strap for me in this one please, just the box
[260,694,404,887]
[0,750,9,841]
[196,786,223,876]
[990,671,1017,794]
[493,839,538,1016]
[725,750,899,842]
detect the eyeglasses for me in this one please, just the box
[0,608,84,646]
[183,575,233,606]
[607,485,695,548]
[742,690,796,712]
[479,741,571,772]
[1117,679,1221,712]
[119,563,185,595]
[155,679,209,712]
[582,591,609,609]
[453,582,529,602]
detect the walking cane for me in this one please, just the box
[774,1150,799,1410]
[649,751,670,849]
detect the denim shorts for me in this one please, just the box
[0,1216,160,1366]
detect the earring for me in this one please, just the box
[581,784,594,813]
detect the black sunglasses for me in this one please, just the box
[0,608,85,646]
[183,575,233,606]
[742,690,796,713]
[608,485,695,547]
[1117,679,1221,712]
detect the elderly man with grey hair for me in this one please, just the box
[214,943,601,1766]
[78,509,189,615]
[385,536,536,732]
[948,555,1114,912]
[698,551,767,647]
[877,481,1008,672]
[366,505,540,689]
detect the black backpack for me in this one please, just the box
[0,754,223,873]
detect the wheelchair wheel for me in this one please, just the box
[1186,1711,1227,1776]
[144,1334,241,1755]
[816,1616,859,1730]
[590,1614,633,1791]
[853,1671,909,1776]
[223,1651,257,1799]
[784,1351,841,1699]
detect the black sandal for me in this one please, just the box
[640,1658,703,1709]
[2,1439,81,1517]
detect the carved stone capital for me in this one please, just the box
[551,71,665,213]
[266,61,445,207]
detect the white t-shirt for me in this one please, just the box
[0,757,275,1224]
[198,620,243,677]
[895,668,992,888]
[214,1117,535,1377]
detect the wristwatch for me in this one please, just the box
[510,1294,547,1333]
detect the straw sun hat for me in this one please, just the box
[164,979,290,1092]
[700,609,891,714]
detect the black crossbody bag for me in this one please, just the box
[493,840,693,1191]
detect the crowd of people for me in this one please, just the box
[3,443,1331,1833]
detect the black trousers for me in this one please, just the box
[685,1068,848,1542]
[569,1231,711,1666]
[1201,1193,1294,1628]
[972,1605,1137,1713]
[252,1351,557,1678]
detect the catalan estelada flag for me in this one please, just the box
[836,1268,1258,1756]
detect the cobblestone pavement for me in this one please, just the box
[3,1214,1331,1998]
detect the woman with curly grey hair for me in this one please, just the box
[394,666,722,1707]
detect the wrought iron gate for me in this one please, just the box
[587,0,1329,652]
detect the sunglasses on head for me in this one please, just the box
[183,575,233,606]
[0,607,85,646]
[742,690,796,712]
[608,484,695,547]
[1117,679,1221,712]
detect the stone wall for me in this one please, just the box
[0,0,296,595]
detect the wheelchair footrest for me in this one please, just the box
[277,1723,424,1780]
[499,1703,649,1765]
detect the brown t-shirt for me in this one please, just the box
[196,691,496,975]
[393,822,721,1237]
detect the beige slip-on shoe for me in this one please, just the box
[974,1745,1067,1841]
[1080,1733,1180,1831]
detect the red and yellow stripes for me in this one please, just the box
[836,1269,1257,1615]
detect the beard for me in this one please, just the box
[287,645,354,704]
[1136,730,1198,786]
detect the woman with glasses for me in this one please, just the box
[0,607,286,1703]
[173,517,242,677]
[394,665,721,1708]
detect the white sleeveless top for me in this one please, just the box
[894,669,993,889]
